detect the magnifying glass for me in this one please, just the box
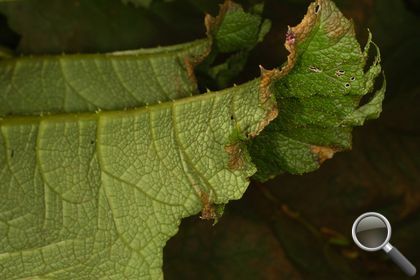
[352,212,416,277]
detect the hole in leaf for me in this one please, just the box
[315,4,321,14]
[336,70,345,77]
[350,76,355,81]
[309,66,321,73]
[345,83,350,88]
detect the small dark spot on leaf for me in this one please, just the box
[225,143,245,170]
[309,66,322,73]
[336,70,345,77]
[230,115,234,120]
[10,150,14,158]
[199,193,219,221]
[90,140,94,144]
[315,4,320,14]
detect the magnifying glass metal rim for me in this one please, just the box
[352,212,392,252]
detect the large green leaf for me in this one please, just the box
[0,1,268,117]
[0,2,278,278]
[0,79,276,278]
[249,0,385,181]
[0,0,386,278]
[0,39,210,115]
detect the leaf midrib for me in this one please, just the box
[0,79,259,125]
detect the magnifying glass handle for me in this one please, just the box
[385,245,416,277]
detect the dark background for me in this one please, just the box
[0,0,418,279]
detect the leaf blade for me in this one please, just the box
[0,39,210,116]
[0,79,276,279]
[250,0,385,181]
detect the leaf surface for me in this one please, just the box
[201,1,271,88]
[0,1,268,116]
[0,0,387,278]
[249,0,385,181]
[0,2,277,278]
[0,39,210,115]
[0,80,276,279]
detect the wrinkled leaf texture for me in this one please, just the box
[0,0,384,278]
[249,0,385,181]
[0,3,275,279]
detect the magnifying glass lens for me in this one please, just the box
[356,216,388,248]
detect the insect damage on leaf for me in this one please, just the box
[311,145,336,163]
[199,193,225,223]
[184,50,210,87]
[249,0,386,181]
[225,143,246,170]
[255,2,320,132]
